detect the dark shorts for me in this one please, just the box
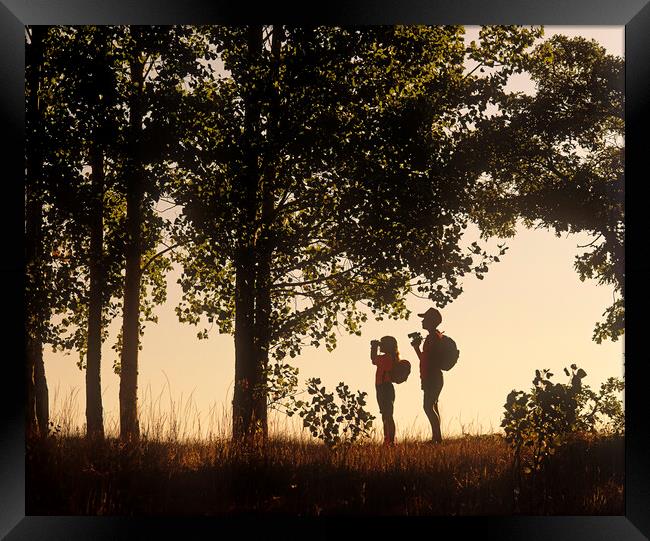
[376,382,395,416]
[421,370,444,407]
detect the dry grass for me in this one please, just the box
[26,430,624,516]
[48,383,314,442]
[36,385,623,515]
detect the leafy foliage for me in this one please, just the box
[28,26,184,368]
[171,25,537,359]
[286,378,375,448]
[166,25,547,440]
[253,362,374,448]
[468,35,624,342]
[501,365,624,473]
[261,361,300,413]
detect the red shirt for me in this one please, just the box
[372,353,395,385]
[418,331,443,380]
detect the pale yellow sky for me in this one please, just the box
[44,26,624,441]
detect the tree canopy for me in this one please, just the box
[168,25,558,440]
[465,35,624,342]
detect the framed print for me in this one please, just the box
[2,0,649,539]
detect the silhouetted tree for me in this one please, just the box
[465,35,624,342]
[48,26,125,439]
[116,25,210,440]
[25,25,50,439]
[170,25,540,442]
[25,25,205,441]
[28,26,129,441]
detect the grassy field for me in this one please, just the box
[26,432,624,516]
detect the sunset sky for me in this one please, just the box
[43,26,625,441]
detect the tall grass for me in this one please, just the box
[50,382,232,442]
[38,383,623,515]
[30,409,624,516]
[49,383,492,444]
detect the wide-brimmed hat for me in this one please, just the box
[417,307,442,325]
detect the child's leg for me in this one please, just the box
[423,377,443,443]
[376,385,384,440]
[430,401,442,443]
[423,391,440,442]
[423,396,434,433]
[386,414,396,443]
[381,414,395,444]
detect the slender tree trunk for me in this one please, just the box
[86,142,105,439]
[119,45,145,442]
[232,25,263,444]
[25,26,49,439]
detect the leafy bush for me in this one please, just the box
[259,363,376,448]
[263,361,300,413]
[573,374,624,435]
[501,365,624,473]
[287,378,375,448]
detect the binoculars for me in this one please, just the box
[372,333,422,346]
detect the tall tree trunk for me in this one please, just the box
[253,242,272,442]
[86,142,105,439]
[119,43,145,442]
[232,25,263,444]
[250,26,282,443]
[251,185,273,443]
[25,26,49,439]
[233,251,257,441]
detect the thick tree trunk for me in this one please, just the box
[119,47,145,442]
[232,25,263,444]
[233,251,257,441]
[25,338,38,438]
[253,246,272,442]
[86,143,105,439]
[251,26,282,443]
[25,26,49,439]
[26,193,48,439]
[34,350,49,436]
[233,26,282,444]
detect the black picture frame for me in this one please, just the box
[2,1,648,539]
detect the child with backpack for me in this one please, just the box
[410,307,459,444]
[371,335,400,446]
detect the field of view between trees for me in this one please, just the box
[25,25,624,451]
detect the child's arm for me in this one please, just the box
[371,341,380,364]
[411,337,424,362]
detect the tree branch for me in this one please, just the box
[271,302,329,342]
[143,55,157,81]
[272,267,355,290]
[577,234,603,249]
[140,242,183,274]
[462,61,485,81]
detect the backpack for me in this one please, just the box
[435,334,460,371]
[390,358,411,384]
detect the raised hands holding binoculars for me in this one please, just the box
[408,331,423,348]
